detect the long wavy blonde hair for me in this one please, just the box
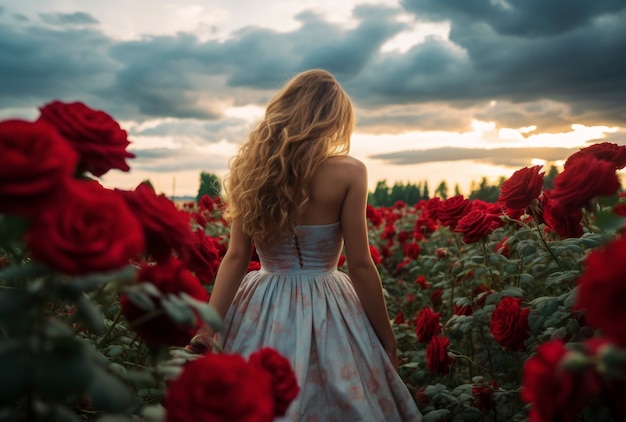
[223,69,355,246]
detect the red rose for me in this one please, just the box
[198,194,216,212]
[498,165,545,210]
[38,101,134,177]
[542,190,584,238]
[430,288,444,308]
[426,335,451,375]
[414,307,441,344]
[454,304,473,316]
[366,204,383,227]
[187,229,222,284]
[165,353,274,422]
[521,339,596,422]
[24,179,144,275]
[249,348,300,417]
[494,237,510,258]
[393,312,406,325]
[425,197,442,220]
[121,258,208,347]
[438,195,472,230]
[415,275,430,288]
[403,241,421,259]
[247,261,262,272]
[471,284,493,308]
[472,380,498,413]
[397,230,411,244]
[564,142,626,170]
[369,244,381,264]
[119,182,194,263]
[576,234,626,346]
[454,210,503,244]
[0,119,78,216]
[550,155,620,211]
[490,296,530,351]
[337,254,346,267]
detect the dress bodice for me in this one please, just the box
[255,222,343,273]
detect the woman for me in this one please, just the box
[190,69,421,421]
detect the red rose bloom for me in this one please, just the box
[247,261,262,272]
[472,380,498,413]
[414,307,441,343]
[550,155,620,211]
[498,165,545,210]
[249,348,300,417]
[542,190,584,238]
[403,242,421,259]
[454,210,503,244]
[38,101,134,177]
[187,229,222,284]
[25,179,144,275]
[119,182,194,263]
[438,195,472,230]
[0,119,78,216]
[369,244,381,264]
[576,234,626,346]
[121,258,208,347]
[490,296,530,351]
[564,142,626,170]
[366,204,383,227]
[494,237,510,258]
[521,339,597,422]
[426,335,451,375]
[393,312,406,324]
[165,353,274,422]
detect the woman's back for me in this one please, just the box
[296,155,361,226]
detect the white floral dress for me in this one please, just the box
[219,222,422,421]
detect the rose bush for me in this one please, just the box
[0,100,297,421]
[3,99,626,421]
[372,141,626,421]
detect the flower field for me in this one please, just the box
[2,100,626,421]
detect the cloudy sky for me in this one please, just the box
[2,0,625,197]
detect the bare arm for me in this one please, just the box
[341,160,398,367]
[191,219,252,348]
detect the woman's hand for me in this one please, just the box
[184,325,215,354]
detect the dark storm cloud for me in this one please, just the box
[391,0,626,128]
[1,0,625,137]
[371,146,579,167]
[39,12,99,26]
[0,22,118,110]
[400,0,624,37]
[131,147,230,172]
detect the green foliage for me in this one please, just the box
[197,172,221,201]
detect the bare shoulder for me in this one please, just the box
[321,155,367,177]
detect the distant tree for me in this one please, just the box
[422,181,430,200]
[369,180,390,206]
[454,183,462,196]
[468,177,502,203]
[543,165,559,190]
[435,181,448,200]
[197,172,221,201]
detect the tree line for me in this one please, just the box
[194,166,560,206]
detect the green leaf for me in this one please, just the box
[75,293,106,335]
[180,292,223,331]
[0,214,30,245]
[0,340,30,404]
[594,209,626,232]
[161,295,197,326]
[423,409,451,422]
[0,262,50,285]
[87,367,136,413]
[0,288,36,319]
[32,336,94,400]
